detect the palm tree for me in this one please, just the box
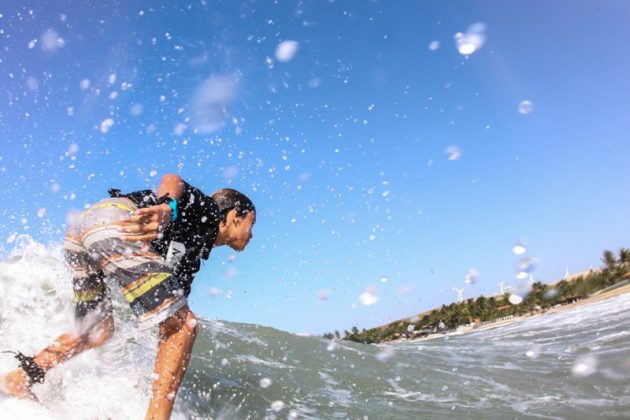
[602,250,617,271]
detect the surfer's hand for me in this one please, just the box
[117,203,171,242]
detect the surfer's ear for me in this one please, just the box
[220,209,238,227]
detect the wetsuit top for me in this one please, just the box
[109,181,221,297]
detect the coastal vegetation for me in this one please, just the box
[323,248,630,344]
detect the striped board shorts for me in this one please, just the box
[64,198,186,331]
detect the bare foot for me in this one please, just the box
[0,369,37,401]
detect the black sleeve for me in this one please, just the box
[176,181,209,222]
[108,188,157,208]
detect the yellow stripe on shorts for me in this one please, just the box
[75,284,106,302]
[122,272,171,303]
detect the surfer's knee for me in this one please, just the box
[184,310,199,340]
[158,306,198,341]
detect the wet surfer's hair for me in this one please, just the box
[211,188,256,224]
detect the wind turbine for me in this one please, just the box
[452,287,465,303]
[528,273,535,287]
[498,281,512,295]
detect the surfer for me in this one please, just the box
[0,174,256,419]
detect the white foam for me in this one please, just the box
[0,236,160,417]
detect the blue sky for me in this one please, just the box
[1,0,629,334]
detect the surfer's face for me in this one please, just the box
[225,210,256,251]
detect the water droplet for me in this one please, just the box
[526,347,540,359]
[571,354,598,377]
[518,256,538,273]
[275,40,299,62]
[359,287,379,306]
[259,378,272,388]
[428,40,440,51]
[512,242,527,255]
[508,294,523,305]
[464,269,479,284]
[544,288,558,299]
[131,103,143,116]
[454,23,486,56]
[516,271,529,280]
[41,29,65,52]
[270,400,285,412]
[518,100,534,115]
[173,123,187,136]
[376,346,395,362]
[445,145,461,161]
[37,208,46,218]
[100,118,114,133]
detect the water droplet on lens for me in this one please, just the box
[464,269,478,284]
[275,40,299,62]
[359,287,379,306]
[270,400,285,412]
[519,100,534,115]
[572,354,598,377]
[516,271,528,280]
[508,294,523,305]
[318,289,330,301]
[100,118,114,134]
[526,347,540,359]
[454,23,486,56]
[517,256,538,274]
[445,145,461,161]
[376,346,395,362]
[512,242,527,255]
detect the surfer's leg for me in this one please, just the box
[28,231,120,373]
[146,305,198,420]
[0,228,116,400]
[0,315,115,400]
[32,314,115,371]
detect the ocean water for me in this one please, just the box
[1,236,629,419]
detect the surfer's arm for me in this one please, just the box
[119,174,185,242]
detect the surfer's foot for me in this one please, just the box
[0,369,37,401]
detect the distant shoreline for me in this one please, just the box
[392,282,630,343]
